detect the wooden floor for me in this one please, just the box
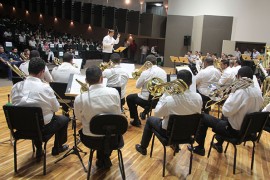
[1,67,270,179]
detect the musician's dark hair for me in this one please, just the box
[177,70,192,86]
[204,57,213,65]
[28,57,45,75]
[110,53,120,64]
[63,52,73,62]
[30,50,40,59]
[221,59,229,66]
[237,66,253,79]
[145,54,157,65]
[12,47,17,51]
[86,65,102,84]
[235,59,241,65]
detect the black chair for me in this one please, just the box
[207,112,270,174]
[11,76,23,85]
[3,105,54,175]
[49,82,73,116]
[150,114,201,177]
[83,113,128,180]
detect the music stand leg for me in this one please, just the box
[55,112,87,172]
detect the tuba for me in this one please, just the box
[132,61,153,79]
[147,78,188,99]
[205,77,254,109]
[76,79,89,93]
[99,60,114,71]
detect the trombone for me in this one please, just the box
[99,60,114,71]
[132,61,153,79]
[76,79,89,93]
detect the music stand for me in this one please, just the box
[170,56,180,74]
[242,54,251,60]
[114,47,126,53]
[55,75,87,172]
[179,57,190,64]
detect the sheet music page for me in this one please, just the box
[68,74,107,96]
[175,66,196,92]
[72,58,82,70]
[120,63,135,78]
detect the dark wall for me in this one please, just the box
[152,14,166,38]
[201,15,233,56]
[164,15,193,67]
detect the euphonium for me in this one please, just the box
[205,77,254,109]
[132,61,153,79]
[76,79,89,93]
[54,57,61,65]
[147,78,188,99]
[99,60,114,71]
[20,52,28,61]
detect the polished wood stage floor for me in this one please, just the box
[0,67,270,179]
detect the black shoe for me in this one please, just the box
[96,158,112,169]
[130,119,141,127]
[52,144,69,156]
[212,143,223,153]
[135,144,147,155]
[140,112,146,120]
[36,148,43,162]
[187,145,205,156]
[170,144,180,153]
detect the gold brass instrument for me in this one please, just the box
[54,57,61,65]
[20,52,28,61]
[261,76,270,109]
[6,61,27,79]
[132,61,153,79]
[99,60,114,71]
[76,79,89,93]
[147,77,188,99]
[205,77,254,109]
[214,58,221,71]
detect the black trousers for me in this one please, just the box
[197,91,211,114]
[102,52,112,62]
[196,113,240,148]
[140,117,167,149]
[126,94,150,120]
[34,115,69,150]
[79,129,124,162]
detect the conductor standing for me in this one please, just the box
[102,29,120,62]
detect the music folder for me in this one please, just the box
[179,57,189,64]
[170,56,179,62]
[242,54,251,60]
[257,55,264,61]
[114,47,126,53]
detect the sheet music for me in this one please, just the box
[175,66,196,92]
[72,58,82,70]
[66,74,107,96]
[120,63,135,78]
[59,52,64,56]
[5,42,12,47]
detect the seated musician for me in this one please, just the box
[126,55,167,127]
[189,66,263,156]
[102,53,129,110]
[9,47,24,64]
[19,50,53,82]
[218,59,235,86]
[11,57,69,160]
[74,65,121,169]
[196,57,221,114]
[135,70,202,155]
[0,45,14,80]
[51,52,80,83]
[232,59,241,76]
[20,48,30,61]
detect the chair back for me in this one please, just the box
[90,113,128,135]
[3,105,44,141]
[166,114,201,144]
[12,77,23,85]
[239,112,270,141]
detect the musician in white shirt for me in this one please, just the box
[11,57,69,160]
[135,70,202,155]
[218,59,235,86]
[74,65,121,169]
[232,59,241,76]
[102,53,129,109]
[126,55,167,127]
[196,57,221,113]
[189,66,263,156]
[19,50,53,82]
[234,48,241,60]
[102,29,120,62]
[252,49,260,59]
[52,52,80,83]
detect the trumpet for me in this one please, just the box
[76,79,89,93]
[205,77,253,109]
[132,61,153,79]
[99,60,114,71]
[147,77,188,99]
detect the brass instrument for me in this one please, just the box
[99,60,114,71]
[132,61,153,79]
[76,79,89,93]
[20,52,28,61]
[261,77,270,109]
[147,77,188,99]
[214,58,221,71]
[54,57,61,65]
[205,77,254,109]
[6,61,27,79]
